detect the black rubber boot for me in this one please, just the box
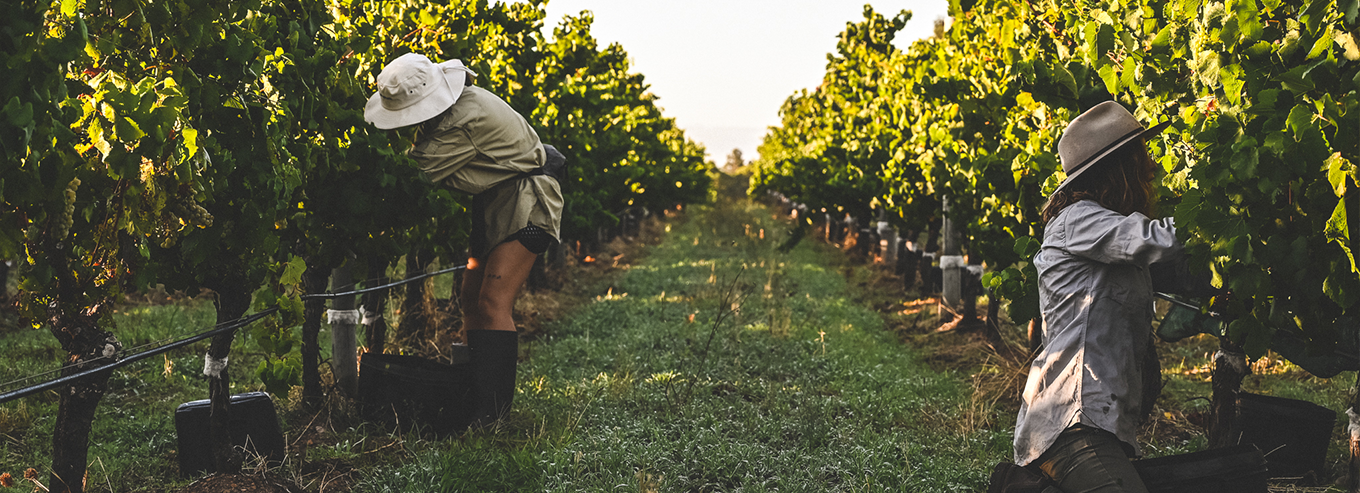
[467,329,519,430]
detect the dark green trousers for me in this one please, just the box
[1032,425,1148,493]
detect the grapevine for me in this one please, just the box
[753,0,1360,369]
[2,0,716,487]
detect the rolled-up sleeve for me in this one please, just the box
[1064,202,1181,266]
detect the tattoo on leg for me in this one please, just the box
[487,274,503,280]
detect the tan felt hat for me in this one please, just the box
[1055,101,1171,194]
[364,53,477,130]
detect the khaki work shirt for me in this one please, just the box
[1014,200,1181,466]
[408,85,563,257]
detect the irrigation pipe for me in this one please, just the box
[298,263,467,300]
[0,262,468,405]
[0,308,278,405]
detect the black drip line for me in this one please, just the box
[0,263,468,406]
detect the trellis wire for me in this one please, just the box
[0,262,468,405]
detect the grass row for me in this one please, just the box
[7,192,1353,491]
[353,198,1007,492]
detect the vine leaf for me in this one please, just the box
[1220,63,1245,105]
[1326,198,1359,273]
[280,255,307,286]
[1230,316,1273,359]
[1326,153,1352,197]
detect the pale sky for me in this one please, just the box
[541,1,951,164]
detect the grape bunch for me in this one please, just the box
[55,177,80,241]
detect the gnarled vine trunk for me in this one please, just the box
[397,248,434,343]
[1208,341,1249,449]
[302,266,329,408]
[45,241,122,493]
[202,278,252,474]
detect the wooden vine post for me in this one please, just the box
[330,263,359,396]
[940,197,962,315]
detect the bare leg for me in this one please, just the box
[462,240,538,332]
[462,239,538,429]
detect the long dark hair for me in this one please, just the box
[1042,138,1158,225]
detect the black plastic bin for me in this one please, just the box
[1234,392,1336,477]
[174,392,285,477]
[357,352,475,436]
[1134,444,1269,493]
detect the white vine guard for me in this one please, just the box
[202,353,229,378]
[327,309,362,325]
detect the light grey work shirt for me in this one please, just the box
[1014,200,1181,466]
[408,85,563,258]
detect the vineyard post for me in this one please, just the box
[362,257,390,355]
[878,220,898,267]
[330,262,358,396]
[941,197,962,313]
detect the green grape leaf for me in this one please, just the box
[115,117,145,142]
[1287,104,1316,139]
[1220,63,1245,105]
[1099,63,1120,93]
[1308,28,1334,59]
[1150,25,1173,54]
[280,255,307,285]
[1248,88,1281,114]
[1221,15,1242,46]
[1054,63,1079,98]
[1233,0,1263,45]
[1265,131,1290,159]
[182,127,199,159]
[1325,269,1360,307]
[1176,0,1200,21]
[1230,316,1273,359]
[1326,153,1352,197]
[1325,198,1359,273]
[1230,145,1259,178]
[1276,59,1325,93]
[1196,51,1221,88]
[3,97,33,127]
[1120,56,1137,91]
[1014,236,1042,257]
[1343,0,1360,25]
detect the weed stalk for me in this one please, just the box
[681,266,747,404]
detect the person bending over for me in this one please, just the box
[365,53,564,429]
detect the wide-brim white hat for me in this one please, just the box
[364,53,477,130]
[1054,101,1171,194]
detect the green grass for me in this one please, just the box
[0,299,223,489]
[8,196,1358,491]
[353,199,1007,492]
[0,297,348,491]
